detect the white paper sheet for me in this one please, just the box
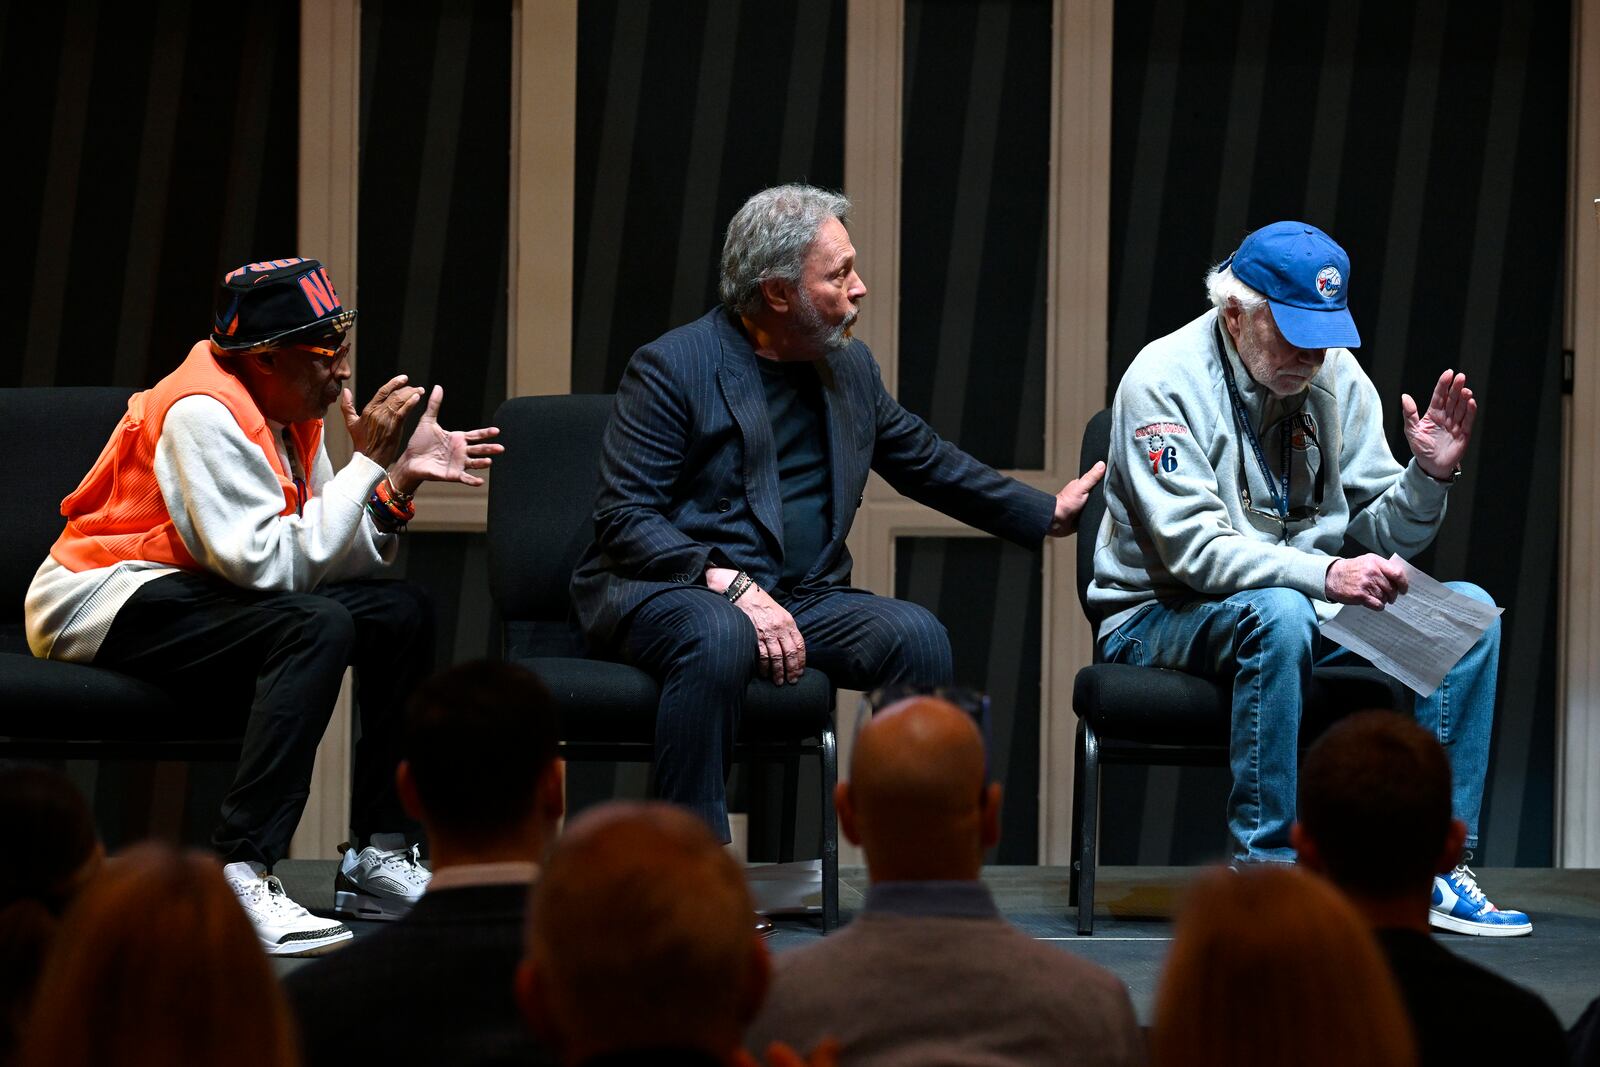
[1318,556,1503,698]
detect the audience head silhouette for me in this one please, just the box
[0,767,102,914]
[1151,864,1415,1067]
[18,842,297,1067]
[1292,720,1568,1067]
[398,659,564,864]
[517,801,769,1065]
[0,767,104,1062]
[1293,710,1463,906]
[840,696,999,882]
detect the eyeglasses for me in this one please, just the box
[294,339,351,360]
[1238,411,1325,528]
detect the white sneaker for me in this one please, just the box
[224,861,353,957]
[333,835,430,922]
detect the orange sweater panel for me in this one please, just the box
[50,342,324,573]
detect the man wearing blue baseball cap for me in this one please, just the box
[1087,222,1528,935]
[25,258,504,954]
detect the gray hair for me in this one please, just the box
[719,184,852,317]
[1204,261,1268,312]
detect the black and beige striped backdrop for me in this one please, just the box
[4,0,1567,866]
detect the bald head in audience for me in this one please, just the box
[516,802,771,1065]
[839,696,1000,882]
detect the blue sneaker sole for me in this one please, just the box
[1429,909,1532,937]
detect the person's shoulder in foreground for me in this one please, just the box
[1571,993,1600,1067]
[284,884,543,1067]
[747,695,1140,1067]
[1294,711,1554,1067]
[754,904,1140,1066]
[285,661,564,1067]
[1374,926,1566,1066]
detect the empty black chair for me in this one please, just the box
[1067,408,1407,934]
[487,394,839,930]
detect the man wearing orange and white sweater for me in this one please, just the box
[24,259,503,956]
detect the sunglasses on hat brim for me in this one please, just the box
[216,333,351,359]
[212,306,357,355]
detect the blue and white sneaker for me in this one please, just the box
[1429,859,1531,937]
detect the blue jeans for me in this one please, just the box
[1098,584,1499,863]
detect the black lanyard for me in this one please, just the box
[1215,324,1290,519]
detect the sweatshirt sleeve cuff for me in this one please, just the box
[330,452,388,506]
[1285,550,1336,600]
[1399,459,1453,508]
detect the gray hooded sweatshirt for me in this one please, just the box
[1087,307,1453,640]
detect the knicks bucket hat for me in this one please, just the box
[210,258,357,354]
[1225,222,1360,350]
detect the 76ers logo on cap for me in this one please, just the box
[1315,265,1343,301]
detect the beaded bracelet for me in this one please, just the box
[366,501,406,533]
[725,571,754,603]
[367,475,416,532]
[383,475,415,509]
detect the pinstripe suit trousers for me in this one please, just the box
[619,584,954,840]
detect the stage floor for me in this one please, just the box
[269,862,1600,1027]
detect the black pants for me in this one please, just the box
[94,571,434,867]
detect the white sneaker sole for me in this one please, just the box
[333,888,416,922]
[1428,910,1532,937]
[260,926,354,957]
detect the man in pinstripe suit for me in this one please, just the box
[571,185,1104,841]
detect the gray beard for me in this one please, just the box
[1238,338,1311,398]
[793,288,857,352]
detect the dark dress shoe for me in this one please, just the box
[754,913,776,938]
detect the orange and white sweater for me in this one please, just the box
[26,344,396,661]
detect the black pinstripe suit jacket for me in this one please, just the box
[571,308,1056,648]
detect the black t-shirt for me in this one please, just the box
[1375,927,1567,1067]
[757,356,831,594]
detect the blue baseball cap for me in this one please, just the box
[1224,221,1360,350]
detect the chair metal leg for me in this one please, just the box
[820,726,839,933]
[1076,720,1101,936]
[778,751,799,863]
[1069,718,1086,907]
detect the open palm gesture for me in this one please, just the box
[391,385,503,492]
[1401,369,1476,480]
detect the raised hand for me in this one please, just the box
[1401,369,1476,480]
[341,374,425,467]
[388,385,503,493]
[1048,461,1107,537]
